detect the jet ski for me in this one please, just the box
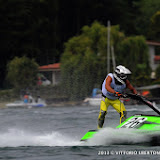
[80,94,160,145]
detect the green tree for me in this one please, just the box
[61,22,151,100]
[6,56,39,90]
[134,0,160,37]
[117,36,151,86]
[0,0,61,88]
[149,11,160,41]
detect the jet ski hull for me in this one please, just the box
[80,115,160,142]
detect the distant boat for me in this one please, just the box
[84,88,101,106]
[6,100,46,108]
[84,97,101,106]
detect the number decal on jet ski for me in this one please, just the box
[121,117,147,128]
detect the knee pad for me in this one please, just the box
[99,110,107,120]
[120,111,127,121]
[123,111,127,119]
[98,110,107,129]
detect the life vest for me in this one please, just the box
[24,95,29,103]
[102,73,126,100]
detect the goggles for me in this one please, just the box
[118,73,127,80]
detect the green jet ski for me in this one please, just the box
[80,94,160,145]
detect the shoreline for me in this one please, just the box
[0,102,8,108]
[0,100,85,109]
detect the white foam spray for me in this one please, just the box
[85,127,150,146]
[0,127,155,147]
[0,128,81,147]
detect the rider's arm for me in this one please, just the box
[105,76,115,93]
[126,80,137,94]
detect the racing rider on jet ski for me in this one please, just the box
[98,65,137,129]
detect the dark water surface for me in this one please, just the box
[0,103,160,160]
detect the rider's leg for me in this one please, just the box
[111,99,127,124]
[97,97,109,129]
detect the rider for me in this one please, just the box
[98,65,137,129]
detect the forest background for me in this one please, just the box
[1,0,160,100]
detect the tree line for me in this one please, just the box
[1,0,160,91]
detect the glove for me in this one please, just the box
[114,92,122,97]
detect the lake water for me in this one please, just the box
[0,103,160,160]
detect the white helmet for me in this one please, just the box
[113,65,131,84]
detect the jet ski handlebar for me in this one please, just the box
[121,93,142,100]
[121,93,160,116]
